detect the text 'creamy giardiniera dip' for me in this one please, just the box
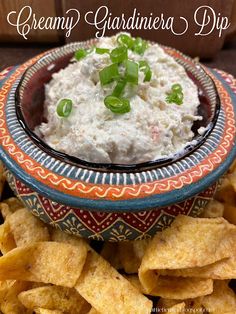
[36,33,202,164]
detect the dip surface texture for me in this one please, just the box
[37,35,201,164]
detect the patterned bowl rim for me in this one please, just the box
[15,41,221,172]
[0,41,235,212]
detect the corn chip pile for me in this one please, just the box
[0,161,235,314]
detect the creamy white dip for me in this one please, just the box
[36,34,202,164]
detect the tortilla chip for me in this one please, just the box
[201,200,224,218]
[215,178,236,205]
[158,298,204,314]
[87,309,100,314]
[34,309,63,314]
[0,197,24,221]
[124,275,142,290]
[100,242,122,270]
[126,275,213,300]
[31,282,50,289]
[4,197,24,211]
[118,239,150,273]
[0,220,16,254]
[0,242,87,287]
[0,280,16,303]
[75,248,152,314]
[158,281,236,314]
[0,203,12,220]
[200,281,236,313]
[53,229,152,312]
[139,216,236,292]
[168,302,185,313]
[79,301,92,314]
[18,286,87,313]
[160,242,236,280]
[158,222,236,279]
[159,281,236,314]
[224,204,236,225]
[0,280,32,314]
[151,277,213,300]
[51,228,87,247]
[8,208,50,247]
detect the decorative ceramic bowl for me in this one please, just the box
[0,41,235,241]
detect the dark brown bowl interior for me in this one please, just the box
[15,47,220,172]
[18,53,73,130]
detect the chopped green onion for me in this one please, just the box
[112,79,127,97]
[125,60,139,85]
[166,92,183,105]
[96,47,110,54]
[99,63,120,86]
[56,99,73,117]
[139,60,152,82]
[104,96,131,114]
[110,46,128,63]
[166,84,184,105]
[74,47,94,61]
[74,49,87,61]
[117,34,134,49]
[172,83,182,92]
[175,91,184,104]
[132,37,148,55]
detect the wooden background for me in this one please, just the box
[0,0,63,43]
[64,0,236,58]
[0,0,236,58]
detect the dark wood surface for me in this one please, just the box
[0,39,236,76]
